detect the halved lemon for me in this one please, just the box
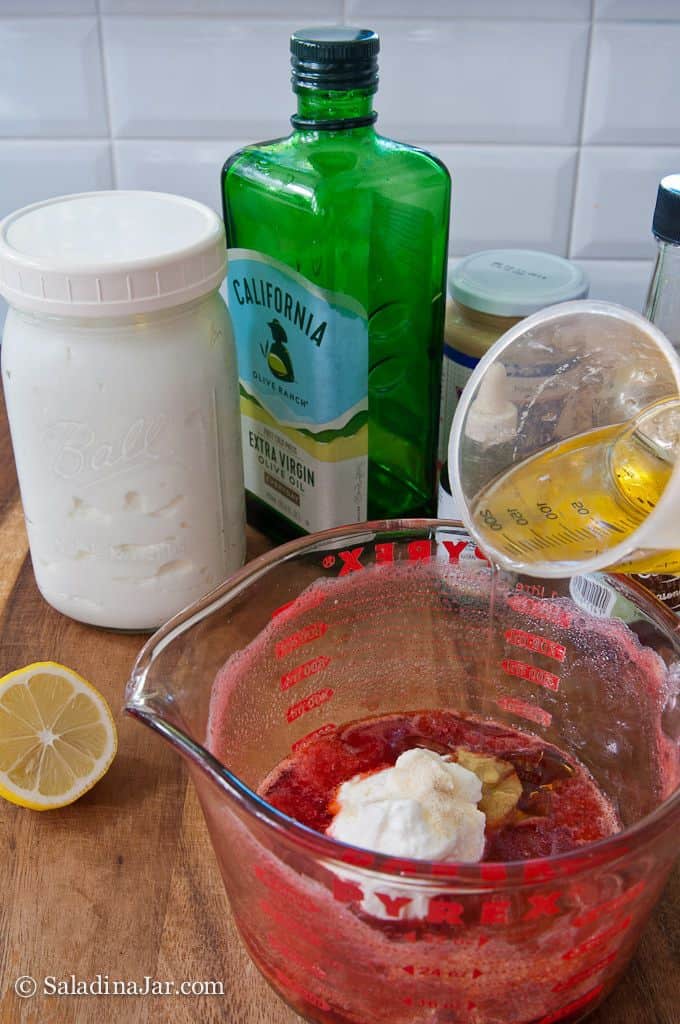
[0,662,117,810]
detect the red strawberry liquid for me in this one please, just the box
[232,712,631,1024]
[259,710,620,862]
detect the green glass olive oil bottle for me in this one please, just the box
[222,27,451,539]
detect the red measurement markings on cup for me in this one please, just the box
[280,655,331,692]
[268,933,327,980]
[497,696,553,728]
[516,581,559,598]
[253,865,319,916]
[501,658,561,692]
[507,594,573,630]
[504,628,566,663]
[552,952,617,993]
[272,967,331,1013]
[292,723,337,753]
[286,688,334,723]
[562,914,633,960]
[276,621,328,659]
[264,909,344,974]
[536,984,604,1024]
[402,965,484,981]
[272,590,326,622]
[259,899,319,946]
[404,996,478,1012]
[573,880,646,928]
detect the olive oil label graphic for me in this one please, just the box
[262,319,295,383]
[228,249,368,532]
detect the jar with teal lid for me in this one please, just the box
[438,249,589,468]
[436,248,589,520]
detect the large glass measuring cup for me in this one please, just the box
[126,521,680,1024]
[448,300,680,578]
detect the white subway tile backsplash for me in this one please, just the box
[1,1,96,11]
[0,18,107,138]
[115,139,247,213]
[584,23,680,145]
[0,139,112,334]
[0,4,674,296]
[595,0,680,18]
[349,1,590,18]
[371,19,589,144]
[117,140,577,258]
[575,259,653,312]
[0,141,112,219]
[101,1,341,13]
[429,145,577,256]
[570,146,680,259]
[102,17,307,138]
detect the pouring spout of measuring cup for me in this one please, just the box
[634,398,680,463]
[449,299,680,579]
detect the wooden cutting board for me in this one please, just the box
[0,389,677,1024]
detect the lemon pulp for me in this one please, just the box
[0,662,117,810]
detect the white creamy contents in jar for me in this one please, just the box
[0,192,245,630]
[327,748,486,862]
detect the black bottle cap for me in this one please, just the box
[652,174,680,245]
[291,27,379,92]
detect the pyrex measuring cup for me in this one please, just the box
[448,300,680,578]
[126,521,680,1024]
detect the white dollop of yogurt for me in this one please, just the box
[327,747,486,863]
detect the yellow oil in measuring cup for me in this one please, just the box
[450,301,680,578]
[471,397,680,575]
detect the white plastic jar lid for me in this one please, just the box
[0,191,226,319]
[450,249,589,318]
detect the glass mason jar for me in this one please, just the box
[0,191,245,631]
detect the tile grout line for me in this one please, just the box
[0,138,676,149]
[95,0,117,188]
[0,11,676,22]
[0,12,598,22]
[565,3,596,260]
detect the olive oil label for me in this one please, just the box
[228,248,368,532]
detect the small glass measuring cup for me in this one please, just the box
[126,521,680,1024]
[448,300,680,578]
